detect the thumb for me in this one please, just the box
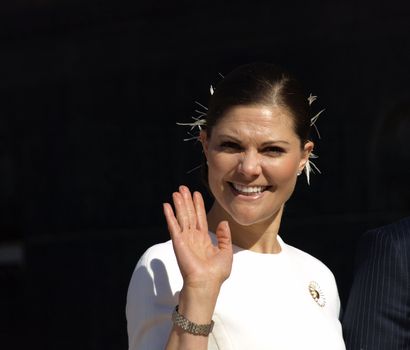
[215,221,232,252]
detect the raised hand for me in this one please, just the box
[163,185,233,292]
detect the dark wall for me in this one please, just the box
[1,1,409,349]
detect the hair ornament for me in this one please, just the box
[176,82,219,172]
[310,109,325,139]
[307,93,324,139]
[176,74,222,140]
[304,152,321,185]
[307,93,317,106]
[304,93,324,185]
[194,100,208,111]
[176,101,208,141]
[210,73,224,95]
[186,164,203,174]
[176,100,208,172]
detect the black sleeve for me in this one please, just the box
[342,220,410,350]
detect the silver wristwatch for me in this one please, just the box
[172,305,214,336]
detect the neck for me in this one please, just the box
[207,203,283,254]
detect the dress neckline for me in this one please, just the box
[208,231,287,258]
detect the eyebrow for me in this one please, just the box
[219,134,291,146]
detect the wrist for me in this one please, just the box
[172,305,214,336]
[178,285,220,324]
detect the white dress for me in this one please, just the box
[126,234,346,350]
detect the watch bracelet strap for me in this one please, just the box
[172,305,214,336]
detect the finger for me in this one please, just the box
[193,191,208,232]
[215,221,233,252]
[163,203,181,239]
[172,192,189,231]
[179,185,197,229]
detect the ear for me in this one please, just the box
[299,141,314,172]
[199,130,209,159]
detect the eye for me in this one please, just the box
[262,146,286,155]
[219,141,242,152]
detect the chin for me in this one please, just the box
[227,208,281,227]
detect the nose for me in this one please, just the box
[238,150,262,177]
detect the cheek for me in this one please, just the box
[208,152,237,177]
[265,157,300,182]
[207,153,238,196]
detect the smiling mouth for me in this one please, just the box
[228,182,271,196]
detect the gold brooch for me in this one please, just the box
[308,281,326,307]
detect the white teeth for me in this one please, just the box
[232,183,267,194]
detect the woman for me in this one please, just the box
[126,63,346,349]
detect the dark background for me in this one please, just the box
[1,1,409,349]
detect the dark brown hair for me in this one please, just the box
[205,62,312,145]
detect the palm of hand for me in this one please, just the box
[163,186,233,290]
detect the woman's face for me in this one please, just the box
[201,105,313,226]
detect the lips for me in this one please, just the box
[229,182,270,196]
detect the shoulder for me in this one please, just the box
[127,239,181,313]
[133,239,182,290]
[355,216,410,269]
[128,239,182,295]
[281,239,341,316]
[364,216,410,243]
[136,239,176,269]
[358,216,410,257]
[282,240,339,297]
[126,240,179,350]
[283,240,336,279]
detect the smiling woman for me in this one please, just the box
[202,105,312,238]
[126,63,346,350]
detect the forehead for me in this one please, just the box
[211,105,296,139]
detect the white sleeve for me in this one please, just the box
[126,245,179,350]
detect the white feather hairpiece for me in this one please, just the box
[176,74,223,141]
[176,101,208,141]
[305,152,321,185]
[304,93,323,185]
[307,93,317,105]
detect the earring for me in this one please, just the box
[297,170,302,176]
